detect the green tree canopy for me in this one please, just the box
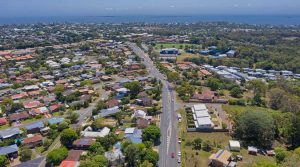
[0,155,9,167]
[60,128,78,148]
[20,147,32,162]
[142,125,161,143]
[124,81,142,97]
[143,149,159,165]
[235,110,275,148]
[46,147,68,166]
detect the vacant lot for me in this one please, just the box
[178,106,276,167]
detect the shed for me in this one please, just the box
[229,140,241,152]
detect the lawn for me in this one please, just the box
[222,105,277,116]
[154,43,201,50]
[176,52,201,63]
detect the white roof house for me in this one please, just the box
[193,104,207,112]
[195,117,214,130]
[229,140,241,152]
[194,110,210,118]
[124,128,135,134]
[81,127,110,138]
[132,110,146,119]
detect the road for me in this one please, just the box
[128,42,180,167]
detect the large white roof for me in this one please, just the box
[196,117,213,126]
[193,104,207,111]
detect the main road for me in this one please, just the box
[128,42,180,167]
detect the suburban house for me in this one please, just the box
[105,142,125,166]
[208,149,233,167]
[22,135,43,148]
[124,128,142,144]
[93,106,120,119]
[73,138,94,150]
[24,121,44,134]
[0,128,20,140]
[81,127,110,138]
[137,118,151,129]
[106,99,119,108]
[9,111,30,122]
[0,144,19,159]
[23,100,42,109]
[192,104,214,131]
[48,117,65,125]
[136,96,152,106]
[0,117,7,125]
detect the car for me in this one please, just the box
[178,140,181,144]
[177,158,181,163]
[178,152,181,156]
[171,152,175,158]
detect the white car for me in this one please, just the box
[178,152,181,156]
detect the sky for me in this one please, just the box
[0,0,300,17]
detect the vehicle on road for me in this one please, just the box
[178,140,181,144]
[178,158,181,163]
[171,152,175,158]
[178,152,181,156]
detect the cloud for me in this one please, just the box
[105,7,113,10]
[170,5,175,8]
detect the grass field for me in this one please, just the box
[222,105,277,116]
[154,43,201,50]
[176,52,200,63]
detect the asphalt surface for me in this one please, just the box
[128,42,180,167]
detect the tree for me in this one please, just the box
[20,147,32,162]
[202,140,212,152]
[275,147,287,163]
[192,138,202,150]
[230,86,243,98]
[235,110,275,148]
[57,121,69,131]
[124,81,142,97]
[46,147,68,166]
[143,149,159,165]
[167,72,179,82]
[60,128,78,148]
[287,113,300,148]
[54,84,65,94]
[93,155,108,167]
[97,133,117,151]
[66,111,79,123]
[142,125,161,143]
[0,155,8,167]
[89,142,105,155]
[139,160,153,167]
[247,79,267,106]
[269,88,285,110]
[207,78,221,91]
[124,144,143,167]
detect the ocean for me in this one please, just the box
[0,15,299,26]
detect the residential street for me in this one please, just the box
[128,42,180,167]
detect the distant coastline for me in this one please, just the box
[0,15,300,26]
